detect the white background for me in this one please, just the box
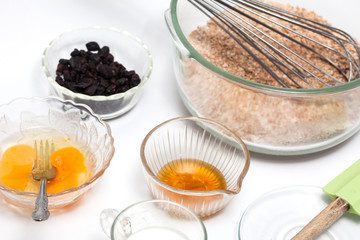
[0,0,360,239]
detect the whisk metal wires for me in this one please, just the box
[187,0,360,88]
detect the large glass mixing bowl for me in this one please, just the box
[165,0,360,155]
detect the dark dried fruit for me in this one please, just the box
[70,49,81,57]
[130,74,141,86]
[84,82,99,96]
[55,41,141,96]
[55,76,65,86]
[106,84,117,95]
[98,46,110,58]
[95,85,106,95]
[99,77,110,88]
[116,78,127,87]
[119,85,130,93]
[86,42,100,51]
[104,54,114,64]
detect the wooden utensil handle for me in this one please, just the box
[291,197,349,240]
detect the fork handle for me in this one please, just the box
[32,178,50,221]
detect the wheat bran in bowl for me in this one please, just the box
[187,1,358,89]
[167,0,360,155]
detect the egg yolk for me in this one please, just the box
[47,147,90,193]
[0,145,90,193]
[0,145,36,190]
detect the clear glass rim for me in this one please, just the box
[42,26,153,101]
[169,0,360,94]
[0,96,115,198]
[237,185,329,239]
[140,116,250,196]
[112,199,208,239]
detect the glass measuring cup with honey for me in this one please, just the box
[140,116,250,218]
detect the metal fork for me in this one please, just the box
[31,140,57,221]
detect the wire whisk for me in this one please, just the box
[187,0,360,88]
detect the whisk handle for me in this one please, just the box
[291,197,349,240]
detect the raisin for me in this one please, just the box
[86,42,100,51]
[99,77,110,88]
[79,49,87,56]
[62,70,73,82]
[89,54,101,64]
[64,81,76,91]
[69,56,83,71]
[119,85,130,93]
[59,59,70,65]
[70,49,81,57]
[116,78,128,87]
[74,77,94,89]
[56,63,66,76]
[55,76,65,86]
[95,85,106,95]
[74,81,92,89]
[106,84,117,95]
[103,53,114,64]
[110,78,116,84]
[84,82,99,96]
[98,46,110,58]
[124,70,135,78]
[114,62,126,71]
[97,64,113,79]
[130,74,141,87]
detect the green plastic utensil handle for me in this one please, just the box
[323,159,360,215]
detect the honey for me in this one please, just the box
[157,159,227,191]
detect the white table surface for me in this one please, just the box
[0,0,360,239]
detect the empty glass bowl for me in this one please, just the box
[140,116,250,218]
[100,200,207,240]
[238,186,360,240]
[42,26,153,120]
[0,97,115,209]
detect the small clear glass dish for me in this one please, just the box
[100,200,207,240]
[0,97,115,209]
[140,116,250,218]
[42,26,153,120]
[238,185,360,240]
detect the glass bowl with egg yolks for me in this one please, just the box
[0,97,114,209]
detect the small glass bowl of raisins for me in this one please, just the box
[42,26,153,120]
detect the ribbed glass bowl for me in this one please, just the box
[140,116,250,218]
[0,97,115,209]
[42,26,153,120]
[165,0,360,155]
